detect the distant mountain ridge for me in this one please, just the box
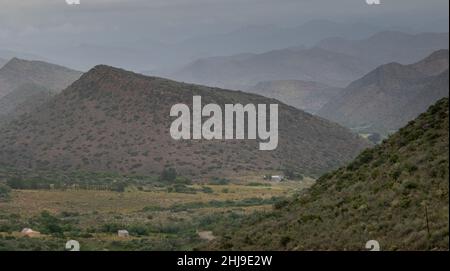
[249,80,342,114]
[0,58,82,124]
[0,58,7,69]
[171,31,449,91]
[0,58,82,98]
[173,46,373,89]
[0,65,369,178]
[318,50,449,136]
[317,31,449,66]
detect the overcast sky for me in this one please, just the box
[1,0,448,43]
[0,0,448,70]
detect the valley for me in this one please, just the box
[0,175,314,251]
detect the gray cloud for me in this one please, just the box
[0,0,448,71]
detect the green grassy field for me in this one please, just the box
[0,178,314,251]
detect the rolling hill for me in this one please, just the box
[0,58,82,99]
[318,50,449,136]
[209,98,449,251]
[0,65,369,178]
[249,80,342,114]
[0,84,53,126]
[0,58,82,124]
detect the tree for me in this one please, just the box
[6,177,26,189]
[111,181,127,193]
[0,184,11,201]
[160,167,177,182]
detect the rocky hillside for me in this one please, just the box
[0,65,369,178]
[210,98,449,251]
[318,50,449,136]
[250,80,342,114]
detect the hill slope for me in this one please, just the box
[0,58,82,98]
[249,80,342,114]
[318,50,449,136]
[0,65,369,178]
[210,98,449,251]
[0,58,82,125]
[0,84,53,126]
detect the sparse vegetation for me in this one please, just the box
[208,98,449,251]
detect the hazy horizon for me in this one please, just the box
[0,0,449,72]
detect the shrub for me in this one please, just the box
[160,168,177,182]
[0,184,11,201]
[201,186,214,194]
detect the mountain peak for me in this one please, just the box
[0,58,82,99]
[411,49,449,76]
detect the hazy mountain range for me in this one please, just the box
[170,31,449,90]
[171,20,391,64]
[172,46,373,90]
[0,58,82,125]
[318,50,449,136]
[0,58,7,69]
[209,98,449,251]
[0,49,46,64]
[317,31,450,66]
[0,20,402,73]
[0,58,82,99]
[249,80,342,114]
[0,65,369,178]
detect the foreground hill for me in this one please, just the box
[249,80,342,114]
[318,50,449,136]
[209,98,449,251]
[0,65,369,178]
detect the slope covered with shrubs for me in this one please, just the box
[211,98,449,251]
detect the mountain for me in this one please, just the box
[0,58,82,99]
[0,58,82,125]
[170,31,448,91]
[172,47,374,90]
[209,98,449,251]
[0,83,53,126]
[249,80,342,114]
[318,50,449,136]
[0,58,7,68]
[410,49,450,76]
[174,20,385,61]
[317,31,449,67]
[0,65,369,178]
[0,49,46,63]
